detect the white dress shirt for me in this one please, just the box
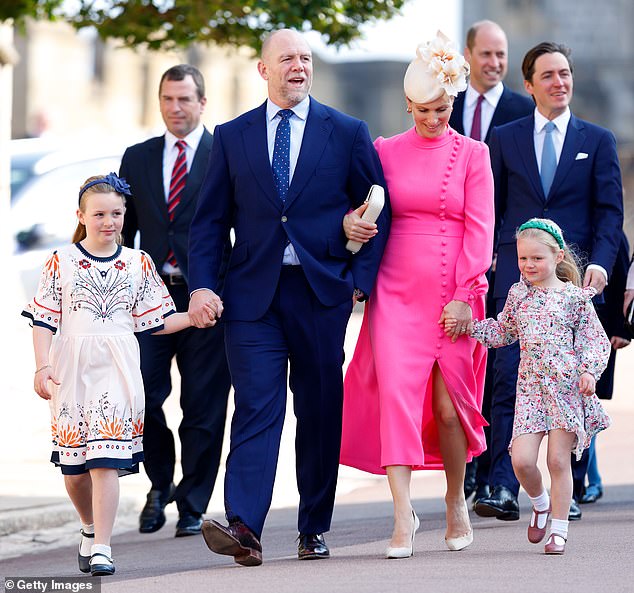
[532,107,607,283]
[463,82,504,140]
[266,96,310,265]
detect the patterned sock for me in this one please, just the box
[550,518,569,539]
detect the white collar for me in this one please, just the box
[534,107,571,134]
[266,96,310,122]
[165,123,205,151]
[466,82,504,107]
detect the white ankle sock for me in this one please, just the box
[79,524,94,556]
[90,544,112,563]
[528,490,550,529]
[528,490,550,512]
[550,518,569,539]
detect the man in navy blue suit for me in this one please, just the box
[188,29,389,566]
[450,20,533,143]
[449,20,534,507]
[121,65,231,538]
[474,42,623,524]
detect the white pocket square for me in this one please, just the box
[575,152,588,160]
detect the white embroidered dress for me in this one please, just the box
[22,243,175,474]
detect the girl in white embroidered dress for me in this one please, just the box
[22,175,198,576]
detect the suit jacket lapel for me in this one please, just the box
[450,92,466,135]
[547,116,585,202]
[148,137,169,219]
[487,86,511,143]
[243,102,281,209]
[179,128,212,215]
[285,97,333,209]
[513,115,544,200]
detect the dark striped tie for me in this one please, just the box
[166,140,187,267]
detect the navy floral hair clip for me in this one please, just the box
[78,172,132,203]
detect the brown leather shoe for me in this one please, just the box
[202,520,262,566]
[527,506,551,543]
[544,533,566,555]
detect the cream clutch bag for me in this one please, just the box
[346,184,385,254]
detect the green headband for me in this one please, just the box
[518,220,565,249]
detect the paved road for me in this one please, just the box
[3,248,634,592]
[2,485,633,593]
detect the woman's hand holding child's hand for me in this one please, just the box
[579,372,596,396]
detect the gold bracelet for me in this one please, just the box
[35,364,51,375]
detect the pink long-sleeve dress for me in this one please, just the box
[341,127,494,474]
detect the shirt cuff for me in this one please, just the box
[587,264,608,284]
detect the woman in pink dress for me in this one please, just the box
[341,32,494,557]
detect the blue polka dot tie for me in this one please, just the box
[272,109,293,201]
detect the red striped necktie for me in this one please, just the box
[166,139,187,267]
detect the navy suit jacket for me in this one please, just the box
[120,128,215,282]
[449,85,534,144]
[188,98,390,321]
[490,113,624,300]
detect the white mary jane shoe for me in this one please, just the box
[386,510,420,559]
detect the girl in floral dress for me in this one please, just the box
[459,219,611,555]
[22,174,200,576]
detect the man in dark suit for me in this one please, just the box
[474,42,623,525]
[120,65,231,538]
[450,20,534,143]
[449,20,534,507]
[187,29,389,566]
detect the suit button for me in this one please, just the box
[281,216,288,222]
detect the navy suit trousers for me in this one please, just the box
[488,297,521,494]
[223,266,353,538]
[137,283,231,515]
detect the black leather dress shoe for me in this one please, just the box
[298,533,330,560]
[472,484,491,509]
[202,519,262,566]
[568,499,582,521]
[139,483,175,533]
[473,485,520,521]
[175,512,203,537]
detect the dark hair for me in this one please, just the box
[521,42,573,83]
[72,176,126,244]
[159,64,205,100]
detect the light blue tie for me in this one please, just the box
[540,121,557,196]
[272,109,293,201]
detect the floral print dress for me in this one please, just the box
[22,243,175,474]
[471,279,611,459]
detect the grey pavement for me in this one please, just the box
[2,251,634,591]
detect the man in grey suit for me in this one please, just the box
[450,20,534,507]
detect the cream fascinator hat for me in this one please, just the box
[404,31,469,103]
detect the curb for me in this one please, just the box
[0,498,139,537]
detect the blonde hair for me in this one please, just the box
[72,176,126,244]
[516,218,582,286]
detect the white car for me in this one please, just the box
[11,139,123,250]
